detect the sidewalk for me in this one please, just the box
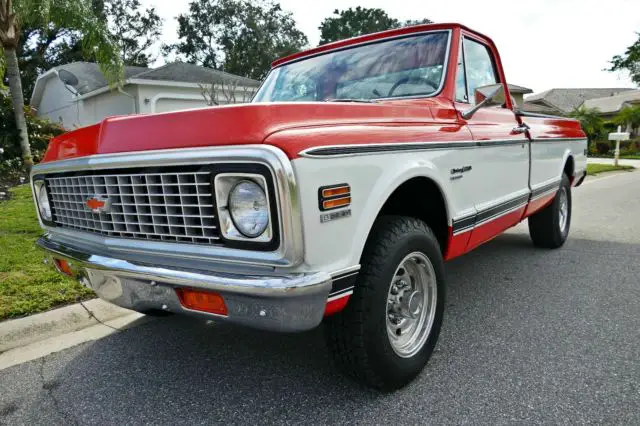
[587,157,640,167]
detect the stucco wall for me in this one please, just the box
[82,88,136,124]
[37,77,84,129]
[135,84,209,114]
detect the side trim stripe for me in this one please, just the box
[328,287,354,301]
[452,179,562,235]
[452,193,530,235]
[531,179,561,199]
[299,138,586,158]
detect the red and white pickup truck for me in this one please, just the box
[31,23,587,389]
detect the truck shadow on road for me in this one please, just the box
[21,232,640,424]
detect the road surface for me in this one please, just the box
[1,170,639,425]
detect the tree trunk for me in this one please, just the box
[3,47,32,169]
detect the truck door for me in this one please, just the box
[454,35,530,250]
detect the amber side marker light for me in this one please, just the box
[318,183,351,211]
[53,258,74,277]
[323,196,351,210]
[175,288,228,316]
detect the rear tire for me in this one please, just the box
[324,216,445,390]
[528,174,572,249]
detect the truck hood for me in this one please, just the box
[41,102,448,163]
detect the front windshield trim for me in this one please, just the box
[253,29,453,103]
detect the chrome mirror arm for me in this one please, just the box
[460,84,505,120]
[461,96,493,120]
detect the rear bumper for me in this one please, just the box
[37,235,332,332]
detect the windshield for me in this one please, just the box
[253,31,450,103]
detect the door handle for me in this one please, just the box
[512,123,530,134]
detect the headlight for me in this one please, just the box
[214,172,274,243]
[34,181,52,221]
[228,180,269,237]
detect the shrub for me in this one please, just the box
[595,141,611,155]
[0,94,64,186]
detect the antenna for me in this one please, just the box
[57,69,79,87]
[55,69,80,96]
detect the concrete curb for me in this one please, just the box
[0,299,135,353]
[0,311,151,371]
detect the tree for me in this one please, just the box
[11,0,159,99]
[0,0,122,169]
[318,7,432,45]
[613,105,640,135]
[608,32,640,86]
[165,0,308,80]
[199,77,257,106]
[103,0,162,67]
[567,105,604,141]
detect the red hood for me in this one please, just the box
[41,102,454,163]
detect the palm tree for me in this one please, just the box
[0,0,122,170]
[567,105,604,142]
[613,105,640,136]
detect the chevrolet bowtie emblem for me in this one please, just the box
[86,196,111,213]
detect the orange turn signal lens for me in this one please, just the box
[53,258,74,277]
[175,288,228,316]
[322,186,350,198]
[322,196,351,210]
[319,183,351,211]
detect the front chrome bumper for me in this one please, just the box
[37,235,332,332]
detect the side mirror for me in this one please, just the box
[461,84,506,120]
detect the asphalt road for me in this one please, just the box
[2,170,639,425]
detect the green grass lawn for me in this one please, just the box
[586,164,635,176]
[0,185,94,321]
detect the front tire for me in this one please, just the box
[324,216,445,390]
[528,174,572,248]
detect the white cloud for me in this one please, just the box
[144,0,640,92]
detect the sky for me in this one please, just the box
[142,0,640,94]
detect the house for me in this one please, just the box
[30,62,260,130]
[582,89,640,120]
[523,88,636,116]
[506,84,533,109]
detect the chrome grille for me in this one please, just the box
[45,170,220,245]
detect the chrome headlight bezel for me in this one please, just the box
[32,178,55,225]
[213,168,277,248]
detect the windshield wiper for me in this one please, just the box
[324,98,378,103]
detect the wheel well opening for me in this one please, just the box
[376,177,448,254]
[564,156,575,182]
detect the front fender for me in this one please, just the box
[288,153,453,273]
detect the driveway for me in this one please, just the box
[1,171,639,424]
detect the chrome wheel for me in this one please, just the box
[386,252,438,358]
[558,187,568,233]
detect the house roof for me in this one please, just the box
[30,61,260,109]
[582,89,640,114]
[507,84,533,94]
[132,62,260,87]
[48,62,148,95]
[521,102,560,115]
[524,88,635,114]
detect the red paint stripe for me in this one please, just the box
[523,192,556,218]
[466,206,526,251]
[323,294,351,317]
[444,226,471,261]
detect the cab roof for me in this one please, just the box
[271,23,493,68]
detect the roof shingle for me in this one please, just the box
[51,61,260,96]
[524,88,635,113]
